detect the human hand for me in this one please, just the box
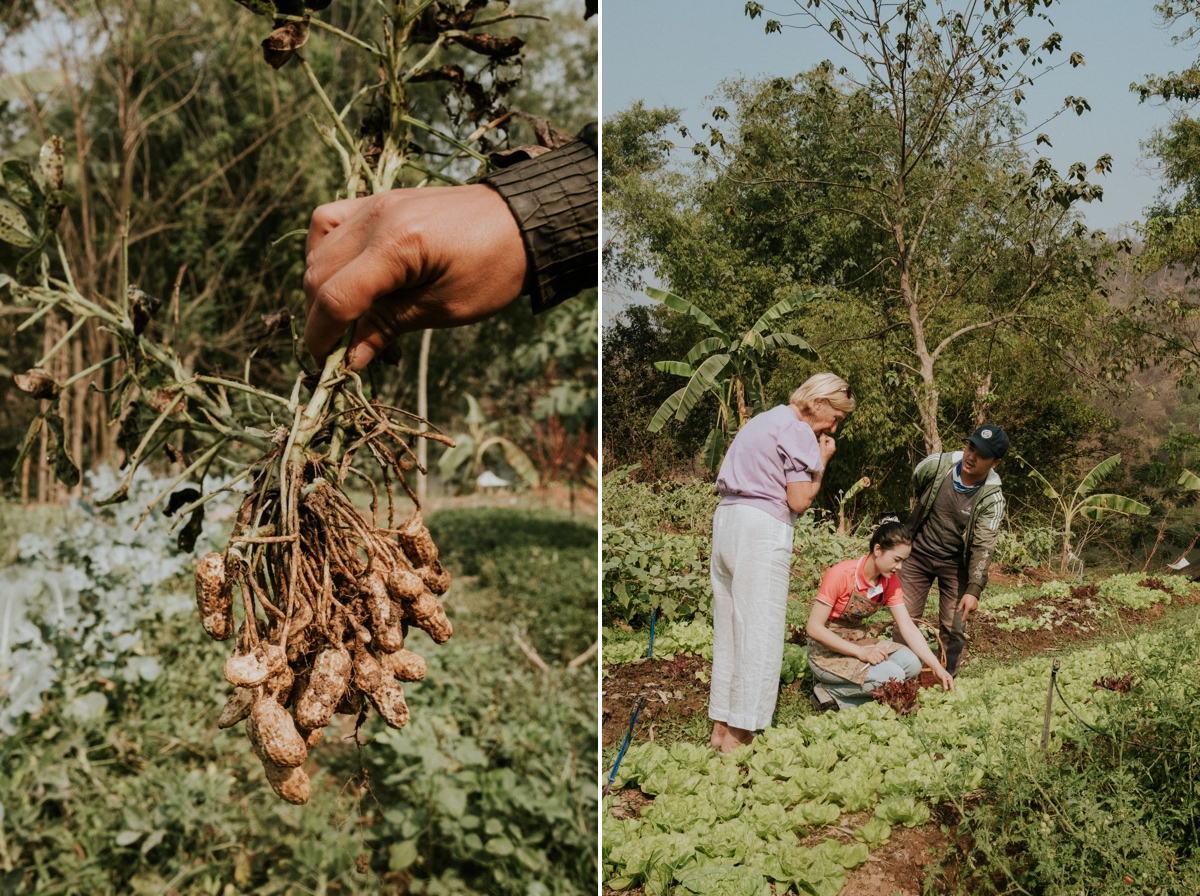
[859,643,889,665]
[935,666,955,691]
[303,184,529,371]
[817,433,836,466]
[956,593,979,622]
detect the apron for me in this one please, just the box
[807,562,901,686]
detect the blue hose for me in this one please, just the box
[646,607,658,659]
[603,696,643,795]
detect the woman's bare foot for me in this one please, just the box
[709,720,754,754]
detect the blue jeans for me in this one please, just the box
[810,646,923,708]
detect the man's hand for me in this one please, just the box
[956,593,979,622]
[303,185,528,370]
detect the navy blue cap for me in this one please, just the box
[967,425,1009,459]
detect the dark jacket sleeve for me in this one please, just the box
[964,487,1005,598]
[482,123,598,313]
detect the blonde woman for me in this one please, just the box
[708,373,855,753]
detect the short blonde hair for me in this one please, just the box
[789,373,855,416]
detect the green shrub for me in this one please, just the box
[602,466,718,536]
[941,627,1200,896]
[602,523,712,626]
[428,507,596,576]
[790,515,864,595]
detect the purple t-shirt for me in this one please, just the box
[715,404,822,526]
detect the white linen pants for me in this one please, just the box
[708,503,793,731]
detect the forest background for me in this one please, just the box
[0,0,598,504]
[602,0,1200,567]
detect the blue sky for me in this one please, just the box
[601,0,1200,316]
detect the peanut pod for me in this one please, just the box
[353,647,410,730]
[248,697,308,768]
[380,647,426,681]
[399,584,453,645]
[417,560,452,595]
[225,642,287,687]
[194,552,234,640]
[261,757,312,805]
[360,570,404,652]
[217,686,256,728]
[294,645,352,731]
[398,513,438,567]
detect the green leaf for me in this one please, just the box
[648,384,689,433]
[388,839,419,870]
[438,437,476,479]
[702,426,726,474]
[1073,453,1123,498]
[645,286,725,336]
[749,289,822,334]
[486,836,515,856]
[672,353,730,422]
[654,360,695,377]
[115,830,143,847]
[761,331,818,359]
[684,336,730,365]
[463,392,487,426]
[1078,493,1151,520]
[1178,468,1200,491]
[495,436,540,488]
[0,197,35,248]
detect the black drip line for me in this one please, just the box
[1048,661,1197,756]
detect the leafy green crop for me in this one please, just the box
[605,622,1200,895]
[603,523,712,625]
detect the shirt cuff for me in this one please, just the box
[482,129,598,313]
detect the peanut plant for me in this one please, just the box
[2,0,558,803]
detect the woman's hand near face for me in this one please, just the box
[817,433,836,466]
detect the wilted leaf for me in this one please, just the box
[450,32,524,59]
[261,20,309,68]
[2,159,42,209]
[164,487,202,517]
[14,368,60,399]
[177,505,205,553]
[150,389,186,414]
[45,410,80,487]
[128,286,161,335]
[38,136,64,190]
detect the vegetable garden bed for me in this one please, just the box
[601,571,1200,896]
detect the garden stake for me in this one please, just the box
[603,696,643,797]
[646,607,658,659]
[1041,659,1059,752]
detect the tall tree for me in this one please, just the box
[607,0,1117,455]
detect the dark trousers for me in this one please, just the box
[900,550,969,675]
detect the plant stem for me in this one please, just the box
[298,55,380,194]
[399,114,489,162]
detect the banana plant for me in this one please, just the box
[438,393,539,494]
[1179,469,1200,493]
[645,286,822,473]
[834,476,871,536]
[1017,453,1150,574]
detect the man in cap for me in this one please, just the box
[900,424,1008,676]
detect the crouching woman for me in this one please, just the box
[807,521,954,708]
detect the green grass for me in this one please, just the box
[0,504,597,896]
